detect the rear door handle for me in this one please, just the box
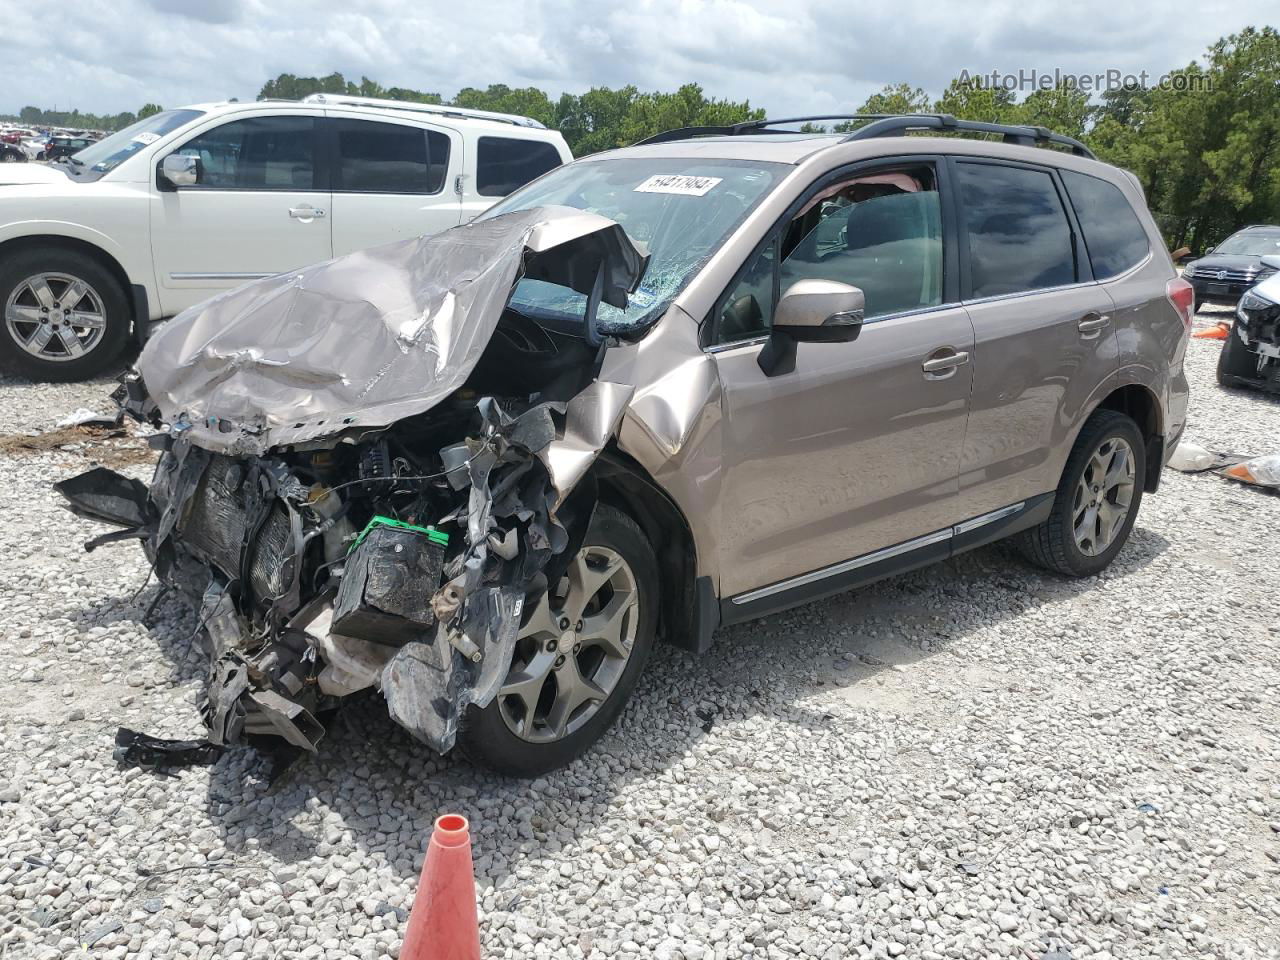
[288,205,326,220]
[1078,312,1110,338]
[922,349,970,376]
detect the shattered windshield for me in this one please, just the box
[482,157,787,333]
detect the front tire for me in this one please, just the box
[458,504,658,777]
[1216,323,1257,388]
[0,247,131,381]
[1018,409,1146,578]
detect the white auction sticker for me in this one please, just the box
[131,132,161,145]
[634,174,722,196]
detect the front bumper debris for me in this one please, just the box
[59,393,626,758]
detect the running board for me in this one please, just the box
[721,494,1052,625]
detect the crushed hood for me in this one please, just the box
[138,206,648,455]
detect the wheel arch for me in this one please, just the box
[590,446,718,655]
[0,234,139,330]
[1094,382,1164,492]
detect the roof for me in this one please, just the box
[179,98,565,139]
[584,131,1115,174]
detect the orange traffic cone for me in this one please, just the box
[1192,322,1230,340]
[400,814,481,960]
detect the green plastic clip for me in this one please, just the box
[349,515,449,554]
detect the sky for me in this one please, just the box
[1,0,1275,119]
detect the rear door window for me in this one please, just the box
[956,162,1076,298]
[476,137,562,197]
[333,119,449,194]
[1060,169,1151,279]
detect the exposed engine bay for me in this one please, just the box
[55,206,649,757]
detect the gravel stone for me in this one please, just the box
[2,328,1279,958]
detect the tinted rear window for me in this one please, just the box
[476,137,562,197]
[1060,170,1150,279]
[956,162,1076,298]
[334,119,449,193]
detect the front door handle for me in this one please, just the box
[1078,312,1110,338]
[288,205,326,220]
[922,348,970,377]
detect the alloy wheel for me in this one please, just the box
[498,545,640,743]
[1071,436,1136,557]
[4,272,107,362]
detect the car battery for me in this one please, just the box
[332,516,449,645]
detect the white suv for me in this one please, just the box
[0,94,571,381]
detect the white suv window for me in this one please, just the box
[176,116,317,190]
[333,118,450,194]
[476,136,562,197]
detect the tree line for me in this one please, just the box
[5,26,1275,249]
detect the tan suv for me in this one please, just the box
[61,114,1192,776]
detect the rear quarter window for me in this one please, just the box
[477,137,563,197]
[1060,169,1151,279]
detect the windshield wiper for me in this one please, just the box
[69,156,85,167]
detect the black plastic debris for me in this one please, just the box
[80,918,124,948]
[54,467,152,528]
[333,518,448,644]
[113,727,224,768]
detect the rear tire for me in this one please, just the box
[458,504,658,777]
[0,247,131,382]
[1017,409,1146,578]
[1216,323,1256,387]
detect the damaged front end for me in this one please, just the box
[1226,285,1280,393]
[57,207,646,758]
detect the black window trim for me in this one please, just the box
[1058,167,1153,282]
[946,155,1096,306]
[322,116,454,196]
[157,114,327,193]
[704,154,961,349]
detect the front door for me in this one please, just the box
[710,161,974,600]
[150,113,332,316]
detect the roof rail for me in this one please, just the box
[842,114,1094,158]
[301,93,546,129]
[635,113,1096,159]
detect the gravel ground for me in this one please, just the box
[1,324,1279,960]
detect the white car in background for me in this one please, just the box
[0,95,572,380]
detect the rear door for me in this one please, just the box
[326,113,463,256]
[710,159,975,600]
[150,113,331,316]
[952,158,1119,518]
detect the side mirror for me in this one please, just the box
[758,279,865,376]
[161,153,199,188]
[1260,254,1280,272]
[1204,245,1215,254]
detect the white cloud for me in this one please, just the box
[0,0,1273,120]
